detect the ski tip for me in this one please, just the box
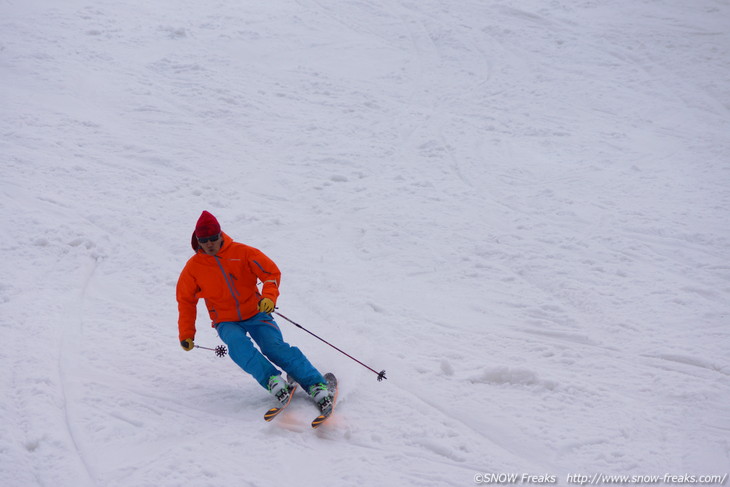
[264,407,283,422]
[311,413,329,429]
[263,383,297,422]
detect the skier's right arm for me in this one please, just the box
[176,266,199,350]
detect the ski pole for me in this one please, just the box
[274,311,387,381]
[195,344,228,358]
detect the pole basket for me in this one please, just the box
[215,345,228,358]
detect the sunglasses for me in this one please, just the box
[197,234,220,243]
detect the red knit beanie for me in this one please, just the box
[195,211,221,238]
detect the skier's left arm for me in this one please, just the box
[249,248,281,310]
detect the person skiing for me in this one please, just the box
[176,210,332,410]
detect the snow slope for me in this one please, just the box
[2,0,729,485]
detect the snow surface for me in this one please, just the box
[2,0,730,486]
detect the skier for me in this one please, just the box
[176,210,332,410]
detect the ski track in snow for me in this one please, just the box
[2,0,730,486]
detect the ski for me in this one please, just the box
[263,378,298,422]
[311,372,338,429]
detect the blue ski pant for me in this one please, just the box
[215,313,325,391]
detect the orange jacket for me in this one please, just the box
[176,232,281,341]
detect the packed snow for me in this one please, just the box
[1,0,729,486]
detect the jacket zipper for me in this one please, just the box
[215,257,243,321]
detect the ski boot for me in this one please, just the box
[268,375,293,405]
[308,382,333,413]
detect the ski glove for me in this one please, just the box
[181,338,194,351]
[258,298,275,314]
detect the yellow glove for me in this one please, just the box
[258,298,275,313]
[180,338,195,351]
